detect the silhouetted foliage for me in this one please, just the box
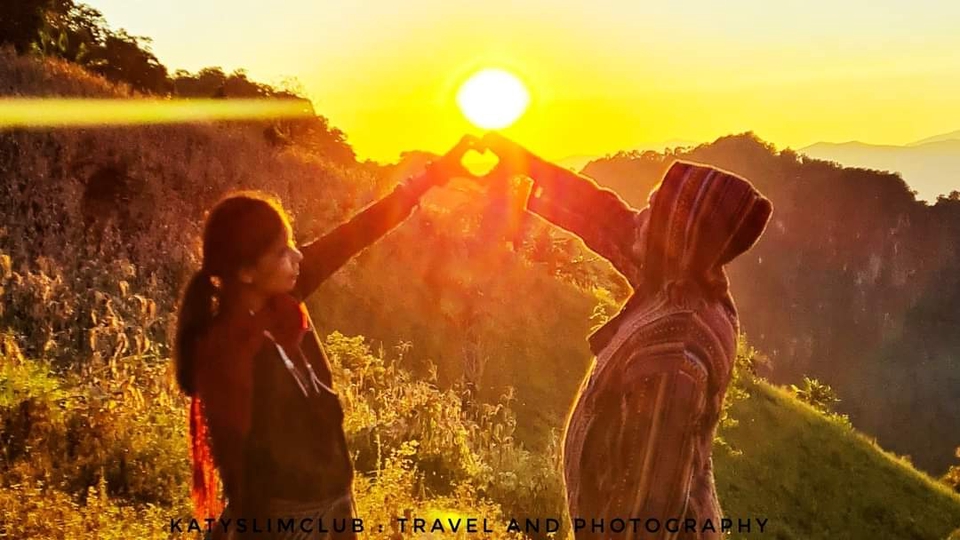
[0,0,169,93]
[0,0,55,53]
[0,2,355,163]
[171,67,277,99]
[86,31,169,94]
[943,448,960,493]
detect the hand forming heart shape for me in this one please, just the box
[460,148,501,178]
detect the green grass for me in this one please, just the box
[715,380,960,539]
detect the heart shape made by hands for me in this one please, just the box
[461,148,501,178]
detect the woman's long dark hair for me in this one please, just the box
[173,190,291,518]
[174,191,291,395]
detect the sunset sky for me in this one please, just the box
[86,0,960,164]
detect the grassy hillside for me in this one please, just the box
[715,380,960,539]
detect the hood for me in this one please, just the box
[589,160,773,354]
[642,160,773,296]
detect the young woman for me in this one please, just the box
[173,136,478,539]
[480,132,773,539]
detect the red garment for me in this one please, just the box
[184,180,429,524]
[189,293,308,520]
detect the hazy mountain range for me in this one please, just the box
[562,131,960,203]
[557,139,698,171]
[801,130,960,203]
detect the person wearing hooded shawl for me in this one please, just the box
[481,133,773,540]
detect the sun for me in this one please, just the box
[456,68,530,130]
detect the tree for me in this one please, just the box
[0,0,56,53]
[937,190,960,204]
[2,0,356,160]
[2,0,169,94]
[87,31,169,94]
[33,1,106,64]
[789,376,841,415]
[171,67,274,98]
[942,447,960,493]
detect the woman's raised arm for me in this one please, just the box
[290,179,424,301]
[291,135,480,301]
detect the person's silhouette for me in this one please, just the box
[480,133,772,539]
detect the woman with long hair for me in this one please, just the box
[173,136,477,539]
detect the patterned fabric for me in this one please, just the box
[526,159,772,539]
[563,289,736,540]
[588,161,774,355]
[642,161,774,303]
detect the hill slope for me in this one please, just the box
[716,381,960,539]
[910,130,960,146]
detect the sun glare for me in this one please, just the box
[0,98,312,128]
[456,69,530,130]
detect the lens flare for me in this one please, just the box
[0,98,314,129]
[456,69,530,130]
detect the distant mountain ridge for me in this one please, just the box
[801,130,960,202]
[557,139,699,172]
[910,129,960,146]
[565,131,960,204]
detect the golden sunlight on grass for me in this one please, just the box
[0,98,314,128]
[456,69,530,130]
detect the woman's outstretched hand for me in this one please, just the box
[405,132,556,194]
[478,131,549,181]
[422,134,483,186]
[400,134,482,199]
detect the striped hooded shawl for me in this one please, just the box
[525,160,773,539]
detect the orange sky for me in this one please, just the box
[86,0,960,163]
